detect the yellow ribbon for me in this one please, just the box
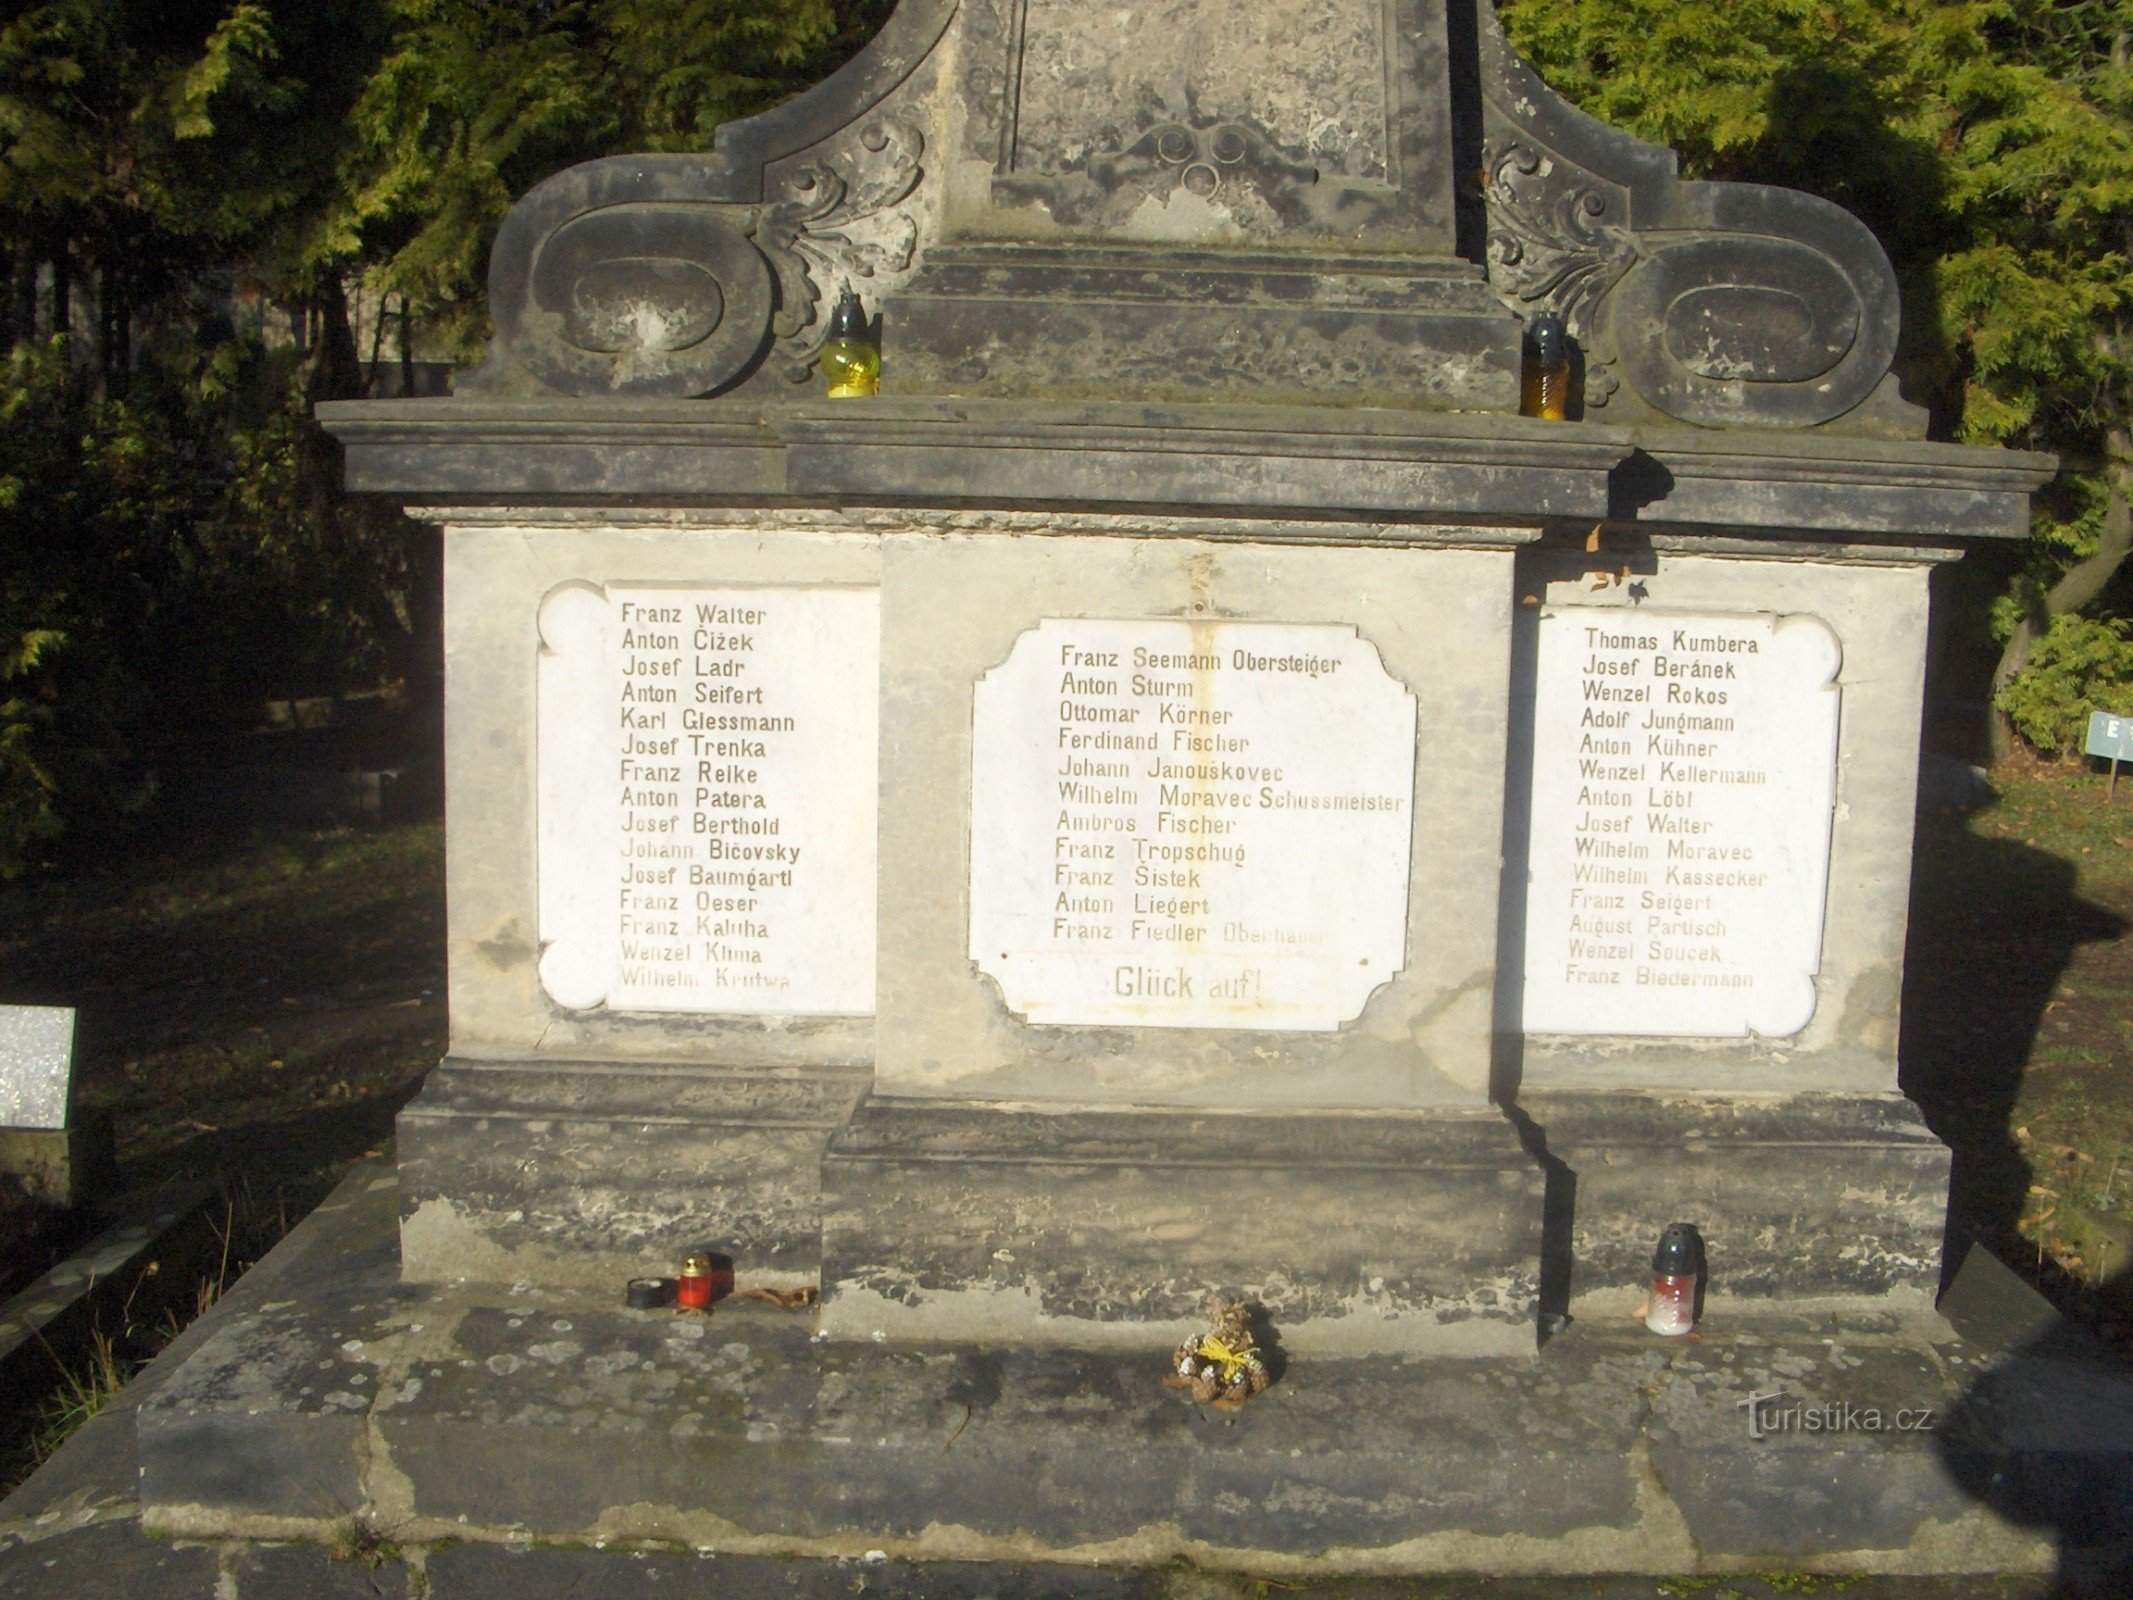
[1193,1334,1256,1381]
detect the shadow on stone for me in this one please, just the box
[1936,1250,2133,1598]
[1499,1100,1575,1347]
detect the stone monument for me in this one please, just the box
[322,0,2051,1359]
[0,1004,107,1206]
[106,0,2107,1578]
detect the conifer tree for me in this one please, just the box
[1498,0,2133,753]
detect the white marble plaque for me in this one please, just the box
[0,1005,74,1130]
[1520,608,1842,1037]
[969,619,1416,1030]
[536,584,878,1015]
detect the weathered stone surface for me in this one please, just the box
[232,1545,412,1599]
[424,1545,1168,1599]
[131,1164,2110,1577]
[0,1521,219,1600]
[1514,1091,1953,1313]
[441,0,1932,433]
[322,399,2051,543]
[876,534,1518,1110]
[1501,551,1949,1098]
[396,1061,864,1289]
[821,1101,1543,1351]
[297,0,2071,1524]
[437,520,882,1072]
[884,250,1521,411]
[969,617,1418,1033]
[0,1115,111,1207]
[1521,608,1843,1039]
[535,582,880,1018]
[1646,1341,1996,1558]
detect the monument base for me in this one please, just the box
[132,1162,2132,1581]
[1512,1090,1953,1318]
[395,1058,865,1292]
[819,1099,1543,1354]
[0,1109,113,1207]
[885,246,1523,412]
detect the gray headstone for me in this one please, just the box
[0,1005,76,1130]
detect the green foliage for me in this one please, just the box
[316,1,608,354]
[1995,612,2133,753]
[0,328,416,872]
[310,1,892,354]
[1496,0,2133,444]
[0,627,67,880]
[1498,0,2133,747]
[0,1,908,872]
[598,0,894,150]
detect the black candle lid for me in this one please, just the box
[828,288,867,342]
[1652,1222,1703,1276]
[1525,312,1568,368]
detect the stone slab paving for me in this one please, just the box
[0,1160,2125,1596]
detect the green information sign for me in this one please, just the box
[2087,711,2133,762]
[2088,711,2133,797]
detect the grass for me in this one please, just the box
[0,817,444,1192]
[0,809,444,1495]
[1905,754,2133,1338]
[15,1325,133,1475]
[0,1175,312,1494]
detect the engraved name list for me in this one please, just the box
[1520,608,1841,1038]
[536,582,879,1016]
[970,618,1416,1031]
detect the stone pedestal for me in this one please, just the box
[822,1103,1542,1353]
[132,0,2116,1576]
[818,525,1547,1348]
[1497,541,1962,1315]
[323,0,2054,1365]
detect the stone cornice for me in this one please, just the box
[322,396,2051,543]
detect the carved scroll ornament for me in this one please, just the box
[1478,2,1904,430]
[467,0,951,398]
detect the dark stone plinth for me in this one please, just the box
[1512,1092,1953,1314]
[319,396,2051,545]
[396,1059,865,1291]
[0,1109,112,1207]
[820,1100,1543,1353]
[423,1546,1168,1599]
[0,1521,221,1600]
[131,1161,2133,1578]
[885,247,1521,412]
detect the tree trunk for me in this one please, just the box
[366,283,390,394]
[1989,425,2133,761]
[299,276,366,407]
[96,264,127,397]
[49,254,71,343]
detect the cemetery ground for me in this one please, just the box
[0,724,445,1489]
[0,743,2127,1572]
